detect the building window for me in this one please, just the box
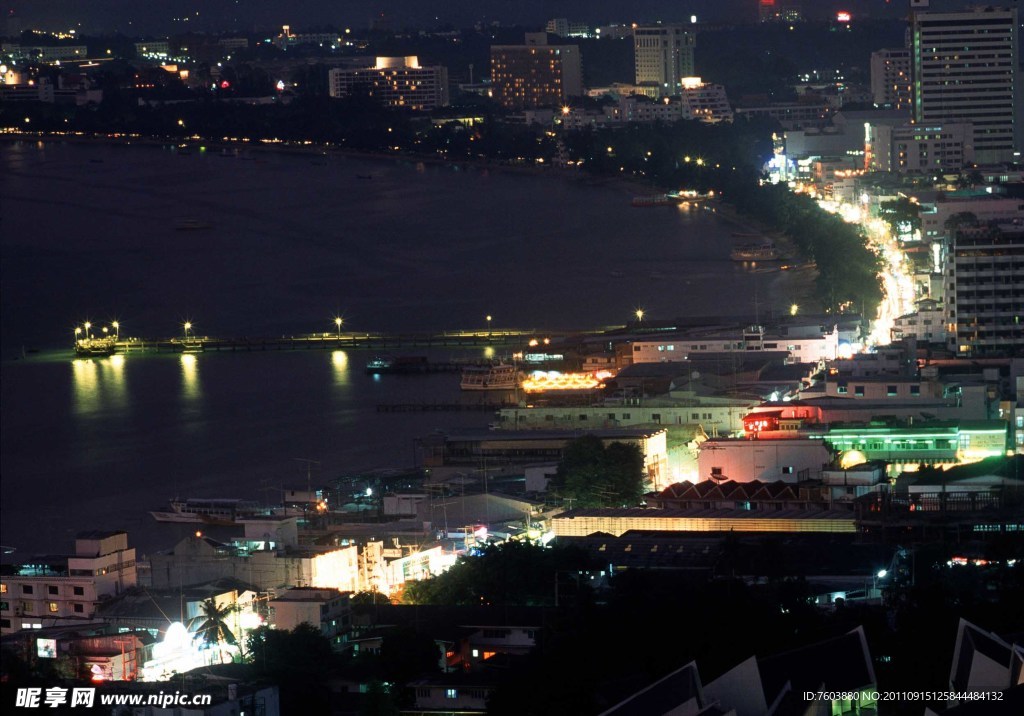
[782,466,794,474]
[837,385,848,394]
[622,413,630,420]
[48,602,58,613]
[578,414,587,421]
[887,386,898,396]
[73,604,84,614]
[22,602,33,613]
[48,586,58,596]
[446,689,458,699]
[21,585,33,595]
[608,414,616,421]
[72,587,84,596]
[854,386,865,397]
[0,584,6,594]
[652,414,661,423]
[711,467,723,476]
[416,688,431,698]
[910,385,921,396]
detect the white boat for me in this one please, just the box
[460,363,520,391]
[150,498,262,525]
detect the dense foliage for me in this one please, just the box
[401,541,595,606]
[549,435,647,508]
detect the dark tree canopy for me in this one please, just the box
[551,435,646,508]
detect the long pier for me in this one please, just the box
[78,329,557,355]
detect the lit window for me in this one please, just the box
[48,602,58,613]
[446,689,458,699]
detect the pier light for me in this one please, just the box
[635,309,644,322]
[74,326,82,344]
[102,326,109,336]
[183,321,192,339]
[486,315,492,335]
[334,316,343,337]
[112,321,119,338]
[84,321,92,338]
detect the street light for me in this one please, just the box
[102,326,109,337]
[334,316,343,338]
[184,321,192,340]
[74,326,82,345]
[790,304,799,316]
[84,321,92,339]
[112,321,119,339]
[486,315,492,336]
[635,309,644,323]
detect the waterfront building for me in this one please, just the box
[821,420,1009,468]
[911,6,1021,164]
[134,40,171,58]
[678,77,733,123]
[946,221,1024,356]
[866,122,973,174]
[490,33,582,110]
[0,531,137,635]
[328,56,449,110]
[630,324,839,365]
[633,25,695,98]
[870,48,912,110]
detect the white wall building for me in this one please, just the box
[267,587,351,648]
[679,77,733,123]
[1,531,137,635]
[697,438,833,483]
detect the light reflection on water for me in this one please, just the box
[72,355,128,414]
[331,350,350,387]
[180,354,201,403]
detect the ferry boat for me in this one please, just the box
[150,498,263,525]
[460,363,520,391]
[75,338,117,357]
[730,243,779,261]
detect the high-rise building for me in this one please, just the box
[911,6,1021,164]
[947,221,1024,356]
[679,78,733,123]
[490,33,582,110]
[328,57,449,111]
[633,25,695,98]
[870,48,912,110]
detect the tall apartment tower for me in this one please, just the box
[490,32,582,110]
[911,6,1021,164]
[870,48,912,110]
[634,25,696,98]
[947,222,1024,356]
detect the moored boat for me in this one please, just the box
[150,498,263,525]
[461,363,520,391]
[75,337,117,357]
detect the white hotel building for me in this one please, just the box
[328,56,449,110]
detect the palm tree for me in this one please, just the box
[188,598,239,664]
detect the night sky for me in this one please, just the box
[1,0,985,35]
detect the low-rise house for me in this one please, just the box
[267,587,351,650]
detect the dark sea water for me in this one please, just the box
[0,140,808,556]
